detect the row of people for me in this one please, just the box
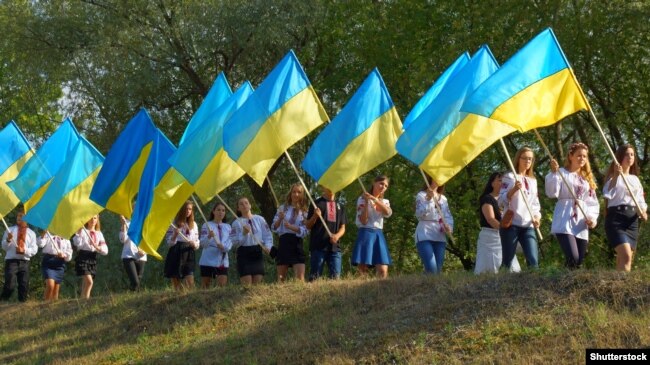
[475,143,647,274]
[1,143,646,300]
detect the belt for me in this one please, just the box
[608,205,635,212]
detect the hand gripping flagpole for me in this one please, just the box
[418,168,456,244]
[282,150,333,237]
[499,139,544,240]
[532,129,588,219]
[569,68,643,217]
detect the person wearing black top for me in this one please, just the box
[306,186,346,281]
[475,172,520,274]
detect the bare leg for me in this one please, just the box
[293,264,305,282]
[183,275,195,290]
[216,275,228,287]
[357,264,369,276]
[615,243,634,272]
[240,275,252,286]
[201,276,212,289]
[80,275,93,299]
[277,265,289,282]
[375,265,388,279]
[251,275,264,285]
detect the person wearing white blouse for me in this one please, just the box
[546,142,600,269]
[38,231,72,301]
[351,175,393,279]
[119,216,147,291]
[163,201,200,291]
[602,144,648,271]
[1,208,38,302]
[272,184,308,282]
[230,197,273,285]
[498,147,541,270]
[414,174,453,274]
[199,202,232,288]
[73,215,108,299]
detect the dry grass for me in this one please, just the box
[1,269,649,364]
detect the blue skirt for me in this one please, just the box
[42,254,66,283]
[351,228,392,266]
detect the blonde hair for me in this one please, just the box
[283,183,307,212]
[565,142,597,190]
[513,147,535,177]
[84,215,101,231]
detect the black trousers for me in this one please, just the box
[1,259,30,302]
[122,258,145,291]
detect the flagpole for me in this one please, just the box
[1,217,19,248]
[532,129,588,218]
[265,177,280,208]
[215,193,269,252]
[569,68,643,216]
[282,150,333,237]
[418,168,456,243]
[499,139,543,240]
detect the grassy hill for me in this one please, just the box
[1,269,649,364]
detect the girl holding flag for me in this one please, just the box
[38,231,73,301]
[546,142,600,269]
[199,202,232,288]
[73,215,108,299]
[272,183,308,282]
[602,144,647,272]
[164,200,200,290]
[230,197,273,285]
[352,175,393,278]
[414,174,453,274]
[499,147,541,270]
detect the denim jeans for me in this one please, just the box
[500,225,538,269]
[309,249,342,281]
[416,240,446,274]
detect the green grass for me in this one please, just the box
[1,269,650,364]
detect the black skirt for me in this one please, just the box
[276,234,305,265]
[75,250,98,277]
[605,205,639,248]
[42,254,66,283]
[236,245,264,277]
[164,242,196,279]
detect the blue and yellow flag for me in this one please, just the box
[461,28,589,132]
[223,50,329,186]
[302,68,402,193]
[23,136,104,238]
[179,72,233,144]
[403,52,470,130]
[170,82,254,203]
[0,121,33,218]
[7,118,80,211]
[129,129,193,259]
[396,46,516,186]
[90,109,157,218]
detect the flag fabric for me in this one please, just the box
[461,28,589,132]
[7,118,80,211]
[170,82,254,203]
[90,108,158,218]
[0,121,33,218]
[23,136,104,238]
[396,45,516,186]
[223,50,329,186]
[129,130,193,259]
[302,68,402,193]
[402,52,470,130]
[179,72,233,144]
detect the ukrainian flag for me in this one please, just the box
[23,136,104,238]
[179,72,232,144]
[396,45,516,186]
[302,68,402,193]
[90,108,158,218]
[461,28,589,132]
[223,50,328,186]
[0,121,33,218]
[170,82,254,203]
[403,52,470,130]
[7,118,80,211]
[129,130,193,259]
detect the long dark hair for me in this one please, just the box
[479,172,502,202]
[208,202,227,222]
[420,173,444,194]
[604,144,640,189]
